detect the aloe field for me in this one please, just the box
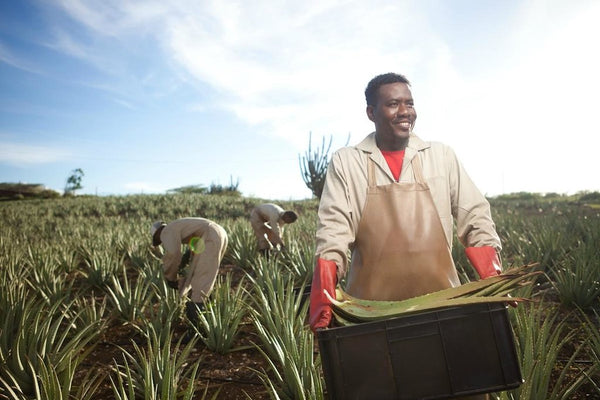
[1,192,599,399]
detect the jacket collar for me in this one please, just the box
[356,132,430,180]
[356,132,430,154]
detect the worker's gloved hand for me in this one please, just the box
[466,246,517,308]
[309,258,337,332]
[465,246,502,279]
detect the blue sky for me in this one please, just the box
[1,0,599,200]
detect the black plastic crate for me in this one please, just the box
[317,302,522,400]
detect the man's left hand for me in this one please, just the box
[465,246,517,307]
[465,246,502,279]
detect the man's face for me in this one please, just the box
[366,82,417,150]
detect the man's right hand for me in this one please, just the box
[309,258,337,332]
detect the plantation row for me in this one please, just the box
[0,193,599,399]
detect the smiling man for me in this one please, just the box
[310,72,503,327]
[309,72,503,398]
[366,76,417,151]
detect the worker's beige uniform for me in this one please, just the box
[316,132,498,400]
[316,132,501,279]
[250,203,287,250]
[159,218,228,303]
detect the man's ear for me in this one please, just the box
[366,105,375,122]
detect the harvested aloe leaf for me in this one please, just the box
[328,263,541,325]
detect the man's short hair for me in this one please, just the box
[365,73,411,106]
[282,211,298,223]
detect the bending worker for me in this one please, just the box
[250,203,298,255]
[310,72,503,380]
[151,217,228,325]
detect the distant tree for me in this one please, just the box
[298,133,331,199]
[167,177,241,196]
[209,176,241,196]
[64,168,84,196]
[579,191,600,203]
[40,189,61,199]
[167,184,208,194]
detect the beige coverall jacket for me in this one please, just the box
[250,203,287,250]
[316,132,501,279]
[159,218,228,302]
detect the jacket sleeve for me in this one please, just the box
[447,146,501,251]
[267,215,285,247]
[161,231,183,281]
[315,151,356,278]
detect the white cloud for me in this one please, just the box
[55,0,166,36]
[0,142,71,166]
[48,1,438,148]
[156,1,440,150]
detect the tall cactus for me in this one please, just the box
[298,132,333,199]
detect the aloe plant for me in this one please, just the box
[80,248,122,288]
[0,297,101,397]
[274,238,315,287]
[0,355,105,400]
[24,256,74,304]
[497,301,592,400]
[105,265,154,326]
[253,328,325,400]
[193,273,248,354]
[248,271,323,399]
[186,274,247,354]
[62,295,109,333]
[110,326,203,400]
[551,239,600,310]
[579,310,600,395]
[223,220,259,270]
[138,300,181,345]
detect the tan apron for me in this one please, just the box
[345,154,488,400]
[345,154,460,301]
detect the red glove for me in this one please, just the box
[309,258,337,332]
[465,246,502,279]
[465,246,517,307]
